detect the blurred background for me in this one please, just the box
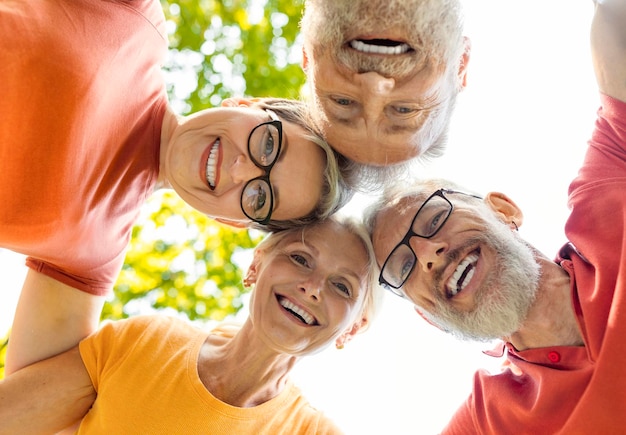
[0,1,597,433]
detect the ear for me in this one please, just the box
[457,36,471,89]
[484,192,524,230]
[302,46,310,71]
[220,98,256,108]
[214,217,249,229]
[335,317,368,349]
[244,247,265,287]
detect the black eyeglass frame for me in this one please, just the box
[378,188,482,298]
[240,109,283,225]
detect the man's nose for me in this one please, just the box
[229,155,264,184]
[356,71,396,95]
[410,238,448,272]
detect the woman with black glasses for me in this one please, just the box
[1,0,349,388]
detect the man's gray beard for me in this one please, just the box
[301,0,464,78]
[421,223,541,342]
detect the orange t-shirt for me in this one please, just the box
[0,0,168,295]
[443,95,626,434]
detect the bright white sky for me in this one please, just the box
[0,1,597,433]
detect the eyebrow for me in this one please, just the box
[289,240,362,283]
[383,124,420,135]
[272,187,280,215]
[326,113,420,136]
[339,266,363,285]
[326,115,354,127]
[271,119,289,213]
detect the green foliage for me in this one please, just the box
[161,0,306,114]
[102,191,264,322]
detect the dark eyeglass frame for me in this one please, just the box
[378,188,482,298]
[240,109,283,225]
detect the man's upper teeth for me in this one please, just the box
[280,298,314,325]
[350,39,410,55]
[205,139,219,188]
[447,253,479,297]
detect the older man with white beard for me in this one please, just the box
[364,0,626,432]
[300,0,470,188]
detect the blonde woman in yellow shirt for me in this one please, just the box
[0,215,382,435]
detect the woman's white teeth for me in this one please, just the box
[280,298,315,325]
[350,39,411,55]
[447,253,479,297]
[205,139,219,188]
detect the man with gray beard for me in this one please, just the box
[299,0,470,189]
[364,0,626,432]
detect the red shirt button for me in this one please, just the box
[548,351,561,363]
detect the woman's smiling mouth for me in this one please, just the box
[277,296,318,326]
[204,138,221,190]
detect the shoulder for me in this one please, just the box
[100,314,183,332]
[79,315,203,378]
[111,0,167,36]
[84,315,197,351]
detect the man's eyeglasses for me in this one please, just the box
[240,109,282,225]
[379,188,482,297]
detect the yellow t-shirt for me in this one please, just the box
[79,315,342,434]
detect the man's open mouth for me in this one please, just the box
[349,39,412,55]
[445,252,479,298]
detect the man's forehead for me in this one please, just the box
[371,189,443,261]
[390,192,431,212]
[373,196,423,239]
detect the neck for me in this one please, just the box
[197,320,298,408]
[506,255,584,351]
[155,105,180,189]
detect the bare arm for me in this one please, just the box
[591,0,626,102]
[0,346,96,435]
[6,269,104,374]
